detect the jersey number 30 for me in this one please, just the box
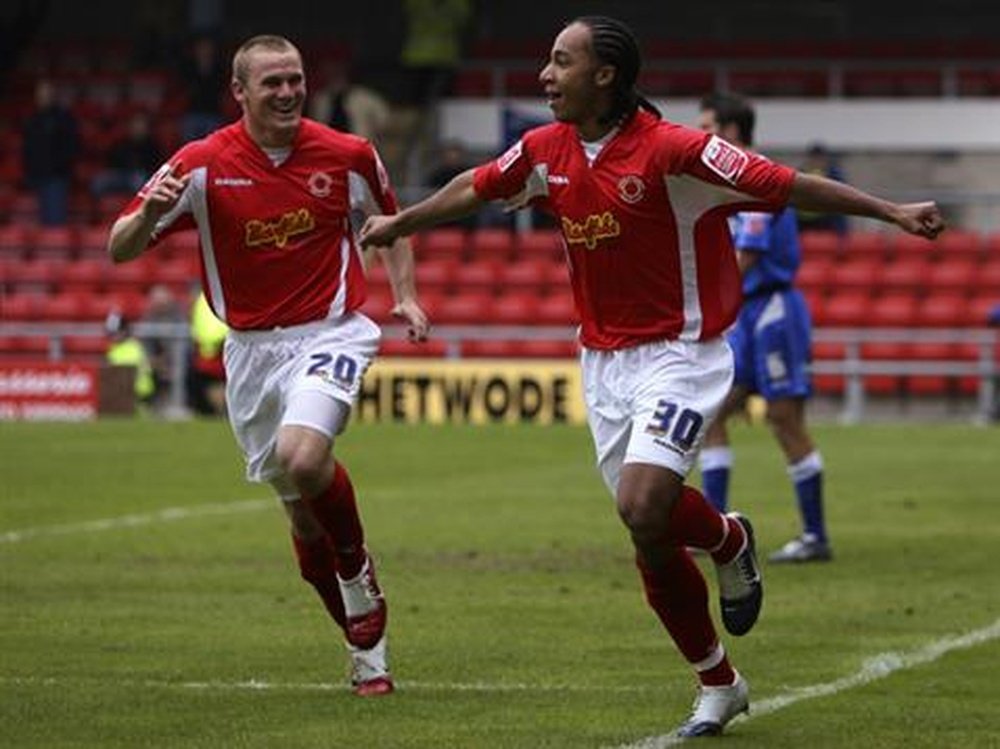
[646,399,704,450]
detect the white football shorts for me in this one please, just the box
[224,313,381,483]
[581,337,734,496]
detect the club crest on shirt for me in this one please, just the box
[701,135,749,184]
[245,207,315,248]
[308,171,333,198]
[561,211,621,250]
[617,175,645,204]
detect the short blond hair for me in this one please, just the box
[232,35,300,84]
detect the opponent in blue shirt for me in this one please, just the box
[696,93,831,563]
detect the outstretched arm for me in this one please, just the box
[375,237,430,342]
[360,169,483,247]
[789,172,944,238]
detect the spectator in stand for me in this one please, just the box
[0,0,49,95]
[139,283,186,411]
[399,0,472,105]
[178,34,228,142]
[21,78,79,225]
[360,15,944,737]
[424,140,477,229]
[796,143,848,236]
[307,60,391,144]
[105,310,155,408]
[186,290,228,416]
[91,112,163,197]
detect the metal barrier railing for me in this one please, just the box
[1,322,996,423]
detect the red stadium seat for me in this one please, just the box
[859,341,907,395]
[2,293,44,321]
[822,292,870,327]
[77,225,113,259]
[61,259,108,292]
[492,291,540,325]
[878,257,931,294]
[906,342,955,395]
[83,290,147,321]
[31,227,78,260]
[968,295,999,327]
[39,291,87,321]
[161,230,201,259]
[535,292,578,326]
[455,258,502,292]
[151,257,199,290]
[869,294,918,327]
[843,232,887,260]
[8,258,60,292]
[469,228,515,258]
[828,258,879,292]
[415,258,459,292]
[891,233,940,262]
[975,260,1000,295]
[435,292,494,324]
[414,228,467,261]
[0,223,36,259]
[799,231,844,261]
[936,231,983,264]
[929,259,977,294]
[63,335,108,359]
[501,258,556,291]
[358,290,396,324]
[515,230,564,263]
[916,294,966,328]
[797,256,834,294]
[105,257,154,289]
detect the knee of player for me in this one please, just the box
[616,491,666,539]
[276,443,327,489]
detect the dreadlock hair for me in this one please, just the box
[572,15,661,125]
[699,92,756,146]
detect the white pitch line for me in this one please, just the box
[0,499,272,545]
[613,617,1000,749]
[0,675,656,695]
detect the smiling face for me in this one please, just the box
[232,45,306,148]
[538,22,615,139]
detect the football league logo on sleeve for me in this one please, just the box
[701,135,749,184]
[497,140,524,173]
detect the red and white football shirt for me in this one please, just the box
[473,110,795,349]
[120,119,398,330]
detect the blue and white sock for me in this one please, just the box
[699,447,733,514]
[787,451,826,542]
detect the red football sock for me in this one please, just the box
[636,547,737,687]
[307,461,366,579]
[666,486,746,563]
[291,532,346,629]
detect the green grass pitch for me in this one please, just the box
[2,419,999,747]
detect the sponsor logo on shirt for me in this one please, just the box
[214,177,254,186]
[547,174,569,185]
[617,175,645,204]
[561,211,621,250]
[245,208,315,249]
[497,140,524,173]
[308,171,333,198]
[701,135,749,184]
